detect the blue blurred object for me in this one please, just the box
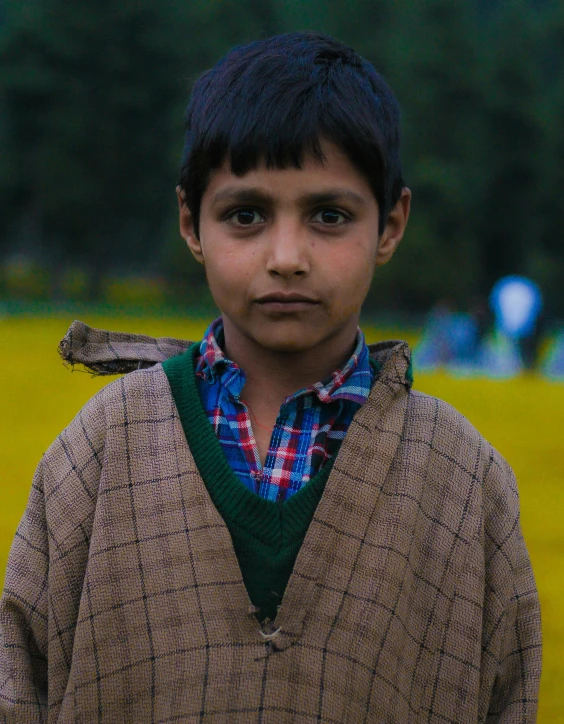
[489,275,543,340]
[483,276,544,375]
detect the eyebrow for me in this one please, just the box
[210,186,367,207]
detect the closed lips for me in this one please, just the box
[255,294,319,303]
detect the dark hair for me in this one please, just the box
[179,32,404,236]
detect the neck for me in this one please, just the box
[221,319,359,406]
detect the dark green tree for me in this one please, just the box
[0,0,562,316]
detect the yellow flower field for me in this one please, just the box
[1,315,562,721]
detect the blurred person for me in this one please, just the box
[416,298,482,371]
[489,275,543,372]
[0,33,541,722]
[468,294,492,345]
[541,328,564,380]
[414,298,454,369]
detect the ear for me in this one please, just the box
[375,187,411,267]
[176,186,204,264]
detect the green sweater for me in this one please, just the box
[162,344,334,622]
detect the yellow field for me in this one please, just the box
[1,315,562,721]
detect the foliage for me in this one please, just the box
[0,0,563,316]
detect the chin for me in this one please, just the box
[257,336,314,354]
[252,327,321,354]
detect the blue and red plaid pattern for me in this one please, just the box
[194,318,375,502]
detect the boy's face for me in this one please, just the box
[178,140,410,357]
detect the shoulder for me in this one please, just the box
[95,362,174,421]
[37,364,176,549]
[406,389,522,557]
[407,389,514,474]
[405,389,497,472]
[63,363,172,432]
[41,364,174,501]
[404,389,521,536]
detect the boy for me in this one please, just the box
[0,32,541,722]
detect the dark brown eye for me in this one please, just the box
[234,210,261,225]
[321,210,340,224]
[314,209,346,225]
[237,211,254,224]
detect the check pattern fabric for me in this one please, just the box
[195,318,375,502]
[0,322,541,723]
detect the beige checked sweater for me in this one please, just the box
[0,322,541,723]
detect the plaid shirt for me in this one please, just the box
[194,318,375,502]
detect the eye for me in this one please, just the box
[312,208,349,225]
[228,208,265,226]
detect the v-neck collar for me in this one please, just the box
[163,343,336,547]
[161,339,412,642]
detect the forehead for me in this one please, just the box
[203,141,376,206]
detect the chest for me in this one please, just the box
[200,378,351,499]
[60,404,482,722]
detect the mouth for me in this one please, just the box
[254,293,320,313]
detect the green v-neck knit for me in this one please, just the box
[162,344,335,623]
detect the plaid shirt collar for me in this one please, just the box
[195,317,372,406]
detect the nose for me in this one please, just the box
[265,219,310,278]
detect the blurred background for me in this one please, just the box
[1,0,564,322]
[0,0,563,720]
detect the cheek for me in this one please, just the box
[203,245,258,302]
[328,243,376,293]
[318,244,375,321]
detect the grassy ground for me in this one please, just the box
[1,315,562,721]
